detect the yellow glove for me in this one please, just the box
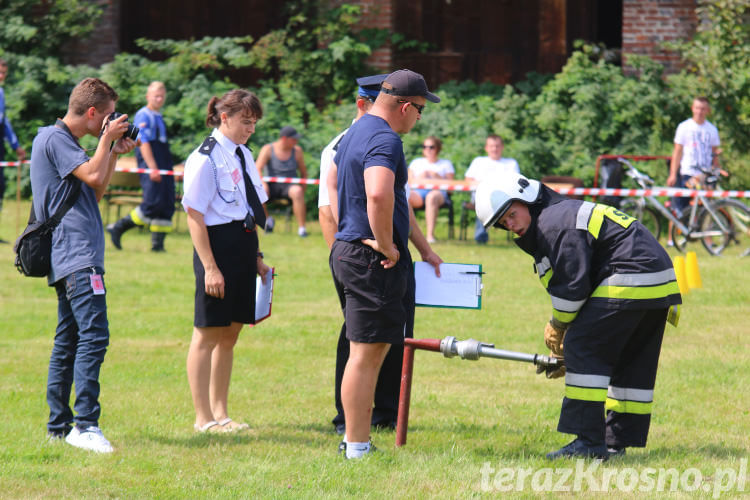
[535,352,565,379]
[547,353,566,379]
[544,321,566,357]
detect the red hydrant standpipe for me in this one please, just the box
[395,336,563,447]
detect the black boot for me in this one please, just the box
[151,232,166,252]
[106,215,136,250]
[546,437,609,461]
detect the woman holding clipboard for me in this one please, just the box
[181,89,271,433]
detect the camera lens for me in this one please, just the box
[104,112,139,140]
[125,123,140,140]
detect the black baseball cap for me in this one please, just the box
[280,126,300,139]
[356,74,388,100]
[380,69,440,103]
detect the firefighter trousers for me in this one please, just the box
[558,304,668,448]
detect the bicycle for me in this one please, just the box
[615,158,663,240]
[616,158,750,256]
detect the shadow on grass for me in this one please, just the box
[142,421,349,449]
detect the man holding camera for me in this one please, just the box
[30,77,137,452]
[107,81,175,251]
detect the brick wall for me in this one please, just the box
[622,0,697,74]
[62,0,120,66]
[327,0,394,71]
[64,0,702,78]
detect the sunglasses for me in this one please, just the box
[397,100,425,115]
[422,145,436,149]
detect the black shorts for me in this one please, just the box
[193,221,258,327]
[330,240,409,344]
[268,182,292,201]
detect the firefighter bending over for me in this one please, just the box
[475,173,681,460]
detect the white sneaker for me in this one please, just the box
[65,426,114,453]
[298,227,308,237]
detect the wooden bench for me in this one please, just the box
[101,156,185,230]
[265,197,293,233]
[102,157,142,225]
[540,175,584,200]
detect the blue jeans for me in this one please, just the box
[670,174,693,216]
[47,267,109,435]
[474,217,488,243]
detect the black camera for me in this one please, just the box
[104,112,139,140]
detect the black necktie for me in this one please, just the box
[236,147,267,230]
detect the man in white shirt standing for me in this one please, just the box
[464,134,519,243]
[666,96,721,245]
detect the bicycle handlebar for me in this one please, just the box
[617,158,654,188]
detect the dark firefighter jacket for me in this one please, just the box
[514,186,682,326]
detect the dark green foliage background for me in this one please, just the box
[2,0,749,210]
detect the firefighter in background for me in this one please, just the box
[107,81,175,252]
[475,173,681,460]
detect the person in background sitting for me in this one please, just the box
[407,136,454,243]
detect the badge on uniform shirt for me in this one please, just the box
[231,168,242,186]
[90,274,106,295]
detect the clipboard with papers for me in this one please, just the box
[254,267,275,323]
[414,262,483,309]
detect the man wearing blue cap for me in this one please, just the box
[327,69,441,458]
[320,74,442,438]
[319,74,386,247]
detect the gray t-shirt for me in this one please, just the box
[30,124,105,285]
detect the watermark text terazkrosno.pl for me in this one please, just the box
[479,458,747,498]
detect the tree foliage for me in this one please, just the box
[0,0,102,56]
[247,1,378,116]
[666,0,750,186]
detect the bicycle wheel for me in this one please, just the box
[670,214,691,253]
[698,205,732,255]
[620,199,662,241]
[708,199,750,256]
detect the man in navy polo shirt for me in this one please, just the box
[327,69,440,459]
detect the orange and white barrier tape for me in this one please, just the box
[6,163,750,199]
[262,176,319,185]
[0,160,30,167]
[114,166,183,176]
[551,186,750,199]
[407,181,750,199]
[408,182,474,192]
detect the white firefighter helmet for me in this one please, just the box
[475,173,541,228]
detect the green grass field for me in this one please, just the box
[1,201,748,499]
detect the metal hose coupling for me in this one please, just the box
[533,353,563,368]
[440,336,495,360]
[439,335,564,368]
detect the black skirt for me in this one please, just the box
[193,221,258,327]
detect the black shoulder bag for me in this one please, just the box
[14,182,81,277]
[13,119,83,277]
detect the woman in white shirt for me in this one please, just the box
[182,89,271,433]
[407,136,454,243]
